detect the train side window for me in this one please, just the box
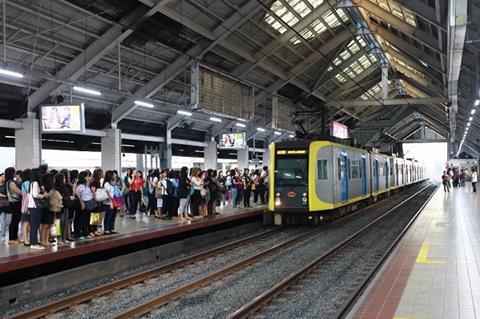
[351,160,359,179]
[317,159,328,180]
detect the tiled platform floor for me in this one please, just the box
[0,200,265,261]
[349,183,480,319]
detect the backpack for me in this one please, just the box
[49,190,64,213]
[166,179,175,196]
[113,185,123,198]
[95,188,108,202]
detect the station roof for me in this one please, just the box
[0,0,478,157]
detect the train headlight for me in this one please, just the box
[301,196,308,205]
[274,198,282,206]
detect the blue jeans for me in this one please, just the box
[103,204,117,232]
[29,208,42,245]
[0,211,12,239]
[231,187,238,208]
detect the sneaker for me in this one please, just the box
[85,235,93,239]
[30,245,46,250]
[103,231,111,235]
[79,236,86,240]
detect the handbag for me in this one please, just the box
[95,188,108,202]
[55,218,62,236]
[84,199,98,212]
[0,196,8,209]
[112,197,123,208]
[34,197,49,210]
[90,212,102,226]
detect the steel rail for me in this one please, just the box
[110,228,324,319]
[6,228,283,319]
[227,183,435,319]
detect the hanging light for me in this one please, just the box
[471,109,476,115]
[467,122,471,127]
[469,116,473,121]
[177,110,192,116]
[134,100,154,108]
[73,86,101,96]
[0,68,23,78]
[209,117,222,123]
[274,131,282,135]
[475,99,480,106]
[235,122,246,128]
[289,134,295,138]
[256,127,266,132]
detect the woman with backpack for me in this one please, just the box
[5,167,23,244]
[90,169,104,236]
[51,174,66,246]
[102,170,118,235]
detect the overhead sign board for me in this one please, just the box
[331,121,348,139]
[41,104,85,133]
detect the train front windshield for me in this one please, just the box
[275,157,308,186]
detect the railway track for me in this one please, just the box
[6,227,286,319]
[228,183,437,319]
[6,183,431,319]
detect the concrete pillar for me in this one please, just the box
[15,118,41,170]
[237,148,249,169]
[136,153,144,171]
[101,128,121,172]
[262,146,271,168]
[204,141,218,170]
[160,130,172,169]
[381,64,389,100]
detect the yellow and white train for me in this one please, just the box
[267,139,427,225]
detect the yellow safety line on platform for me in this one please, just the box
[416,243,446,264]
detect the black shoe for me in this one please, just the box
[187,213,194,218]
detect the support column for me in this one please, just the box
[136,153,144,171]
[204,141,218,170]
[101,128,121,172]
[262,146,271,168]
[160,129,172,169]
[381,64,389,100]
[15,118,41,170]
[237,148,249,169]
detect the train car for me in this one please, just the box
[267,139,428,226]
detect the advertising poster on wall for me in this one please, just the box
[41,104,84,132]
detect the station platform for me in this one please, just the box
[0,203,265,284]
[349,184,480,319]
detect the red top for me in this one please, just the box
[130,178,144,191]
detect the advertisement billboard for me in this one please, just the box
[219,133,246,149]
[41,104,84,133]
[331,121,348,139]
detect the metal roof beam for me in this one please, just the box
[27,3,170,111]
[326,97,447,108]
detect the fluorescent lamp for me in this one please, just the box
[235,123,246,128]
[134,100,154,108]
[274,131,282,136]
[256,127,266,132]
[209,117,222,123]
[73,86,101,96]
[475,99,480,106]
[177,110,192,116]
[237,118,247,122]
[469,116,473,121]
[0,68,24,78]
[289,134,295,138]
[471,109,476,115]
[5,135,15,139]
[467,122,471,127]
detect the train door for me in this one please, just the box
[361,157,367,195]
[375,160,380,192]
[341,154,349,201]
[395,163,399,185]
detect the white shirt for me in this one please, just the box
[27,181,41,208]
[472,172,478,183]
[103,182,115,205]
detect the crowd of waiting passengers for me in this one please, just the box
[0,164,269,251]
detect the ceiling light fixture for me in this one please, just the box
[209,117,222,123]
[73,86,101,96]
[467,122,471,127]
[177,110,192,116]
[469,116,473,121]
[289,134,295,138]
[256,127,266,132]
[274,131,282,135]
[0,68,24,78]
[475,99,480,106]
[471,109,476,115]
[235,123,246,128]
[134,100,154,108]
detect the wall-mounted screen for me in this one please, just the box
[331,121,348,139]
[219,133,246,149]
[41,104,84,132]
